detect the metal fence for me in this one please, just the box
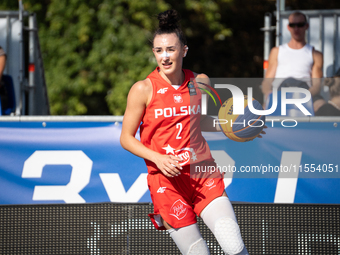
[0,3,49,115]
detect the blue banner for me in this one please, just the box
[0,119,339,204]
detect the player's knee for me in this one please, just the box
[214,217,244,255]
[187,238,210,255]
[168,223,210,255]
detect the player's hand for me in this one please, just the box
[256,125,267,138]
[154,154,183,177]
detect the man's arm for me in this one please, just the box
[0,54,6,83]
[309,49,323,96]
[261,47,279,100]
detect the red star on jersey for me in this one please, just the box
[162,144,176,155]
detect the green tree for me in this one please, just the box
[39,0,233,115]
[39,0,167,115]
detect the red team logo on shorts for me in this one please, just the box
[205,179,216,190]
[170,199,189,220]
[173,94,183,103]
[205,179,215,187]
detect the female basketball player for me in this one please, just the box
[120,9,261,255]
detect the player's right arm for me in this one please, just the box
[0,50,6,82]
[261,47,279,101]
[120,79,183,177]
[309,49,323,96]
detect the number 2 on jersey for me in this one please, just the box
[176,123,182,139]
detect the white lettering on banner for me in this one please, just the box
[22,150,93,203]
[20,150,301,204]
[274,151,301,203]
[99,173,148,202]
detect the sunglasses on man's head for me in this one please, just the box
[288,22,306,28]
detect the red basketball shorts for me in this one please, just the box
[147,159,225,230]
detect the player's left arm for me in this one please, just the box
[309,49,323,96]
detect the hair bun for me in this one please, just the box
[158,10,180,30]
[153,9,187,46]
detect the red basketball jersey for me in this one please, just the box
[140,68,213,174]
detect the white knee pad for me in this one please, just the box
[214,217,244,255]
[187,238,210,255]
[168,223,210,255]
[201,196,247,255]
